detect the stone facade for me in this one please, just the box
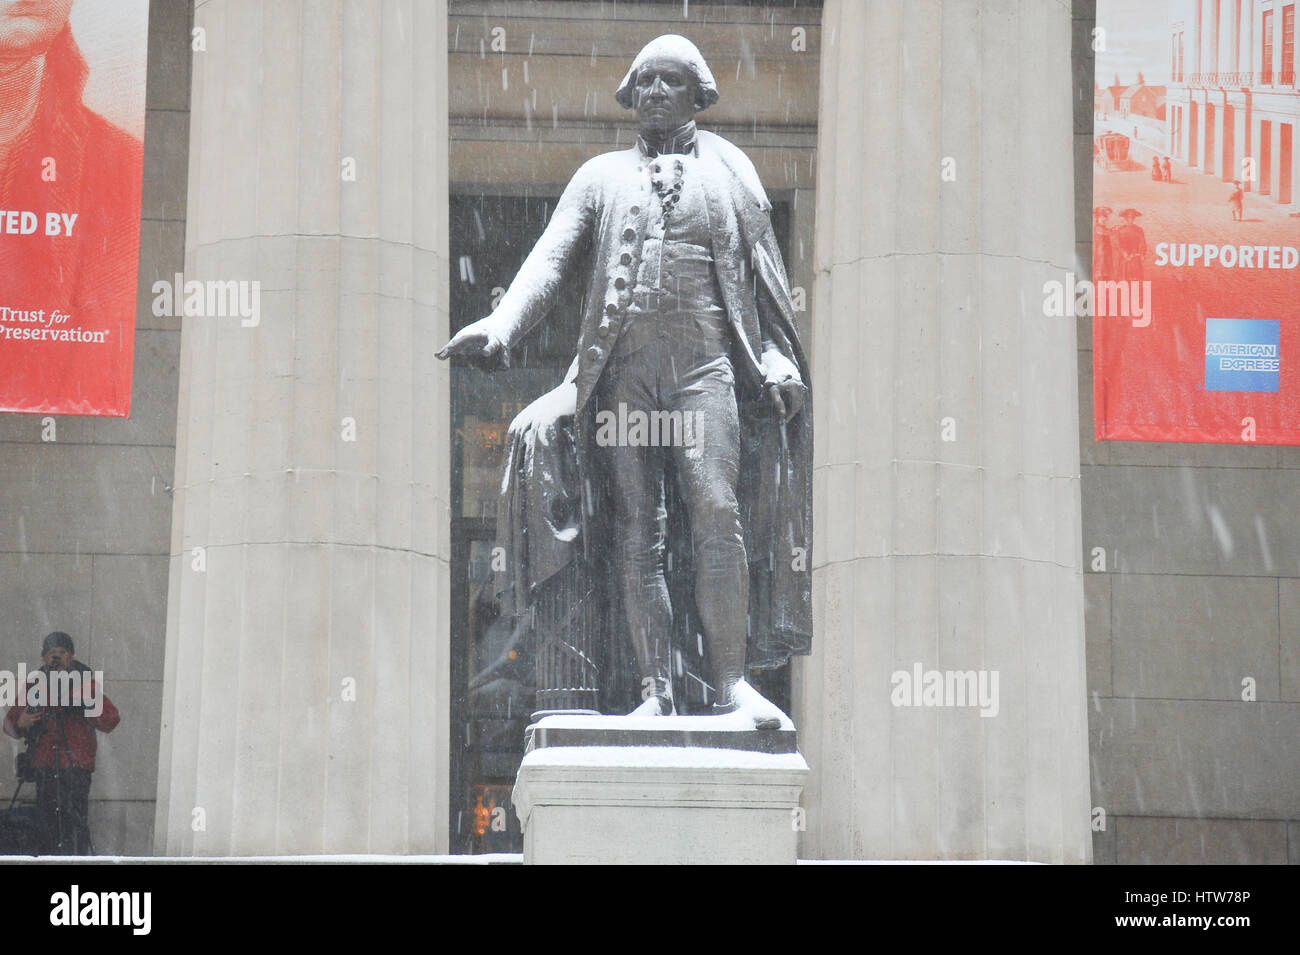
[0,0,1292,862]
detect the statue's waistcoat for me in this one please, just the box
[570,144,775,415]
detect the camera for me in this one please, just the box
[14,750,37,783]
[29,661,94,715]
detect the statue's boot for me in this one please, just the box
[713,678,784,730]
[629,675,675,717]
[706,620,780,728]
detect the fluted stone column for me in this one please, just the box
[800,0,1091,862]
[155,0,450,854]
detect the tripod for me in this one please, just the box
[2,768,42,854]
[21,706,95,855]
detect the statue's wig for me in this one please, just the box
[615,35,718,111]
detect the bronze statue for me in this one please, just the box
[439,35,811,728]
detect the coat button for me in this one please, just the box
[630,205,640,215]
[599,321,614,336]
[587,345,605,361]
[605,302,618,315]
[620,252,632,265]
[614,277,627,290]
[622,227,636,241]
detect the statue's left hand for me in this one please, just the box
[766,378,806,423]
[508,381,577,439]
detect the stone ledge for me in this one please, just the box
[527,716,799,754]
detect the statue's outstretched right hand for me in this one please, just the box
[435,318,507,369]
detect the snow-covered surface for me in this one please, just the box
[535,680,795,732]
[0,853,524,865]
[0,853,1036,865]
[615,34,720,108]
[521,745,807,770]
[535,714,787,732]
[797,859,1040,866]
[509,381,576,438]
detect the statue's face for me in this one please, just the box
[633,54,699,138]
[0,0,74,59]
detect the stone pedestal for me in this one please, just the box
[513,716,809,865]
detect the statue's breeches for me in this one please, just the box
[595,339,749,693]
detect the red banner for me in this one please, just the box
[1091,0,1300,444]
[0,2,148,417]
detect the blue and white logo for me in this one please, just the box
[1205,318,1280,393]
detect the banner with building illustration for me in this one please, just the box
[1091,0,1300,444]
[0,1,149,416]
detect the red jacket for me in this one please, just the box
[2,671,120,771]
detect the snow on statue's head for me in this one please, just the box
[614,34,719,111]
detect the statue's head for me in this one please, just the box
[615,35,718,139]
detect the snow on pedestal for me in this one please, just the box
[513,716,810,865]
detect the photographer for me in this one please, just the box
[2,632,119,854]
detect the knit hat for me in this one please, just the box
[42,631,75,655]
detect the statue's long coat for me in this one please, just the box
[491,130,811,670]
